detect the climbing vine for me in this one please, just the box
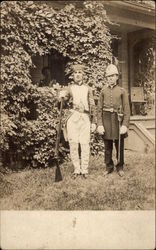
[1,1,113,168]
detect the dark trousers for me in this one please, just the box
[103,135,124,172]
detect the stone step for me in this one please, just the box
[130,115,155,127]
[130,115,155,140]
[146,126,155,137]
[125,121,155,153]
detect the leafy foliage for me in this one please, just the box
[19,85,69,168]
[1,1,113,168]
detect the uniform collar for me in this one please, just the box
[106,82,117,89]
[74,81,83,86]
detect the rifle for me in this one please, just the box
[117,105,123,164]
[54,97,63,182]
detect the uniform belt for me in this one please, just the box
[73,107,89,114]
[103,107,118,113]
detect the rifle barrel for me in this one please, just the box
[54,97,64,182]
[55,98,63,157]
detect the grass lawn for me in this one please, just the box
[0,150,155,210]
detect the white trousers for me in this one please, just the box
[67,111,90,174]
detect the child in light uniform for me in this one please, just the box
[59,64,96,179]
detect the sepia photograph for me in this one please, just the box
[0,0,155,249]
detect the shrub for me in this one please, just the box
[1,1,114,168]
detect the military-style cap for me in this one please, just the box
[71,64,85,72]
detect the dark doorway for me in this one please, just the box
[49,50,70,86]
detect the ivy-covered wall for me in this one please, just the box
[1,1,114,168]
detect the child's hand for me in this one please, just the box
[59,90,67,99]
[97,125,105,134]
[91,123,96,133]
[120,125,127,134]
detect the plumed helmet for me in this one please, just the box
[105,64,119,77]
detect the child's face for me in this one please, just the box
[107,74,118,86]
[73,70,83,85]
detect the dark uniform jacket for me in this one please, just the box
[97,84,130,140]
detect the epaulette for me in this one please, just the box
[120,87,125,93]
[102,85,107,91]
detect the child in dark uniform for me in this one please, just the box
[97,64,130,177]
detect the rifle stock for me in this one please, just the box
[55,159,62,182]
[54,98,63,182]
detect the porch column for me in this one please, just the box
[118,32,129,94]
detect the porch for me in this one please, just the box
[104,0,155,152]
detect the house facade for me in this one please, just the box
[31,1,155,152]
[102,1,155,152]
[104,1,155,113]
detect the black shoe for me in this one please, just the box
[72,173,79,179]
[104,169,113,176]
[104,171,109,176]
[82,174,88,179]
[117,170,124,177]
